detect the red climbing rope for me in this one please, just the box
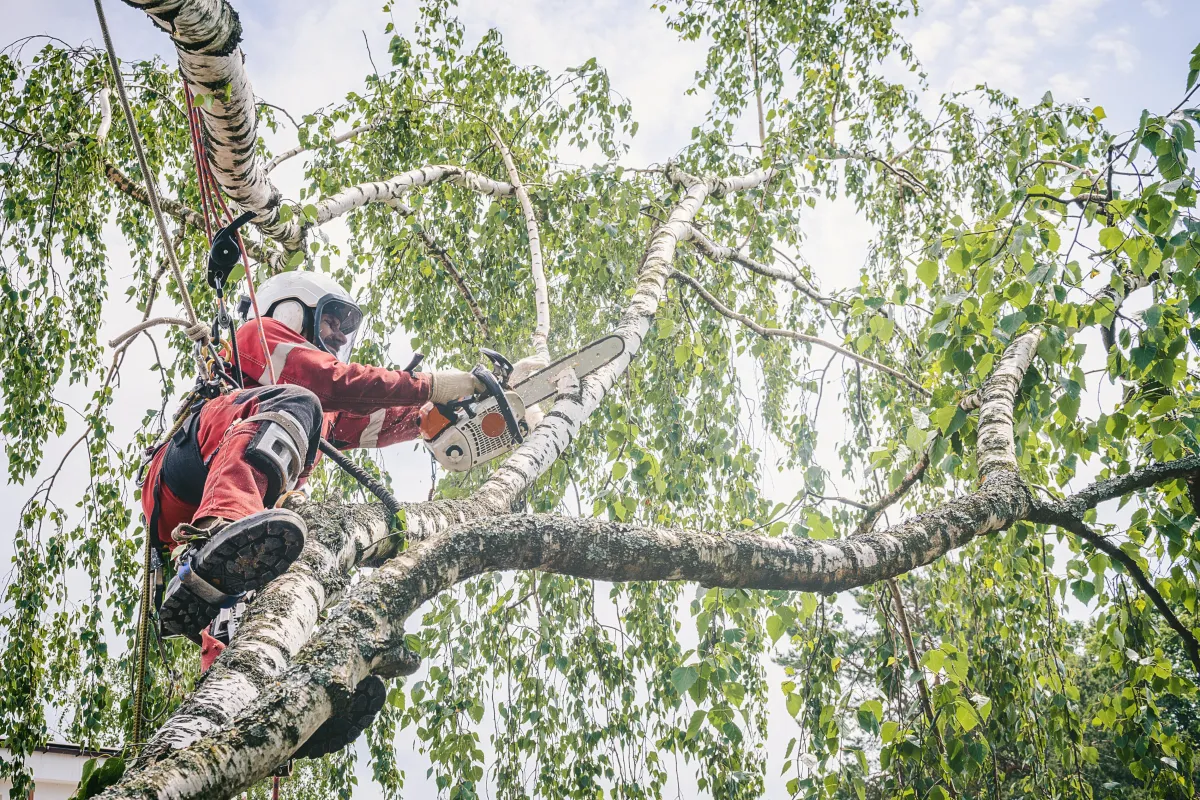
[183,81,278,385]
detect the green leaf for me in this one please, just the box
[998,310,1027,335]
[766,614,785,643]
[955,700,979,731]
[285,250,306,268]
[685,708,706,740]
[1072,579,1096,605]
[917,259,938,288]
[670,665,698,694]
[799,592,818,620]
[805,511,837,540]
[1098,226,1124,251]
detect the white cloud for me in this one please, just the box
[910,19,954,62]
[1092,29,1140,74]
[1142,0,1169,17]
[1031,0,1104,39]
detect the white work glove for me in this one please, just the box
[509,354,550,386]
[428,370,485,404]
[509,355,551,432]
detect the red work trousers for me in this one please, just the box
[141,384,324,547]
[140,385,323,669]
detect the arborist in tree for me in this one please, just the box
[138,269,539,757]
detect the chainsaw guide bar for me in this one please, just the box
[511,335,626,407]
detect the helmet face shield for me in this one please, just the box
[314,296,362,362]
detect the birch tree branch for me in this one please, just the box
[854,393,993,535]
[1028,503,1200,674]
[104,162,281,269]
[308,164,514,231]
[101,326,1040,800]
[388,199,490,340]
[670,269,929,397]
[975,330,1041,478]
[1053,453,1200,516]
[489,128,551,361]
[120,0,290,239]
[686,224,830,306]
[265,121,380,173]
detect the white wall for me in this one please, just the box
[0,747,116,800]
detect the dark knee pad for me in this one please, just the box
[242,386,324,504]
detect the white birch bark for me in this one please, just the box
[265,121,380,173]
[976,330,1041,478]
[311,164,514,227]
[490,130,551,361]
[120,0,291,240]
[130,503,393,765]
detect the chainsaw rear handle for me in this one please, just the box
[471,365,523,444]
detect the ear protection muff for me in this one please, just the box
[270,300,308,337]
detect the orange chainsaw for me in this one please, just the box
[419,336,624,472]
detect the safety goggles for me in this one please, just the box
[314,296,362,362]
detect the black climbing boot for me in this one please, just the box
[293,676,386,761]
[159,509,306,642]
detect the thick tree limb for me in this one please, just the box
[106,468,1032,800]
[1052,454,1200,516]
[975,331,1041,478]
[265,121,380,173]
[123,0,518,250]
[102,297,1035,800]
[670,269,929,397]
[120,0,291,241]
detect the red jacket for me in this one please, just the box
[235,317,432,448]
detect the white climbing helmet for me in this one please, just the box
[248,271,363,362]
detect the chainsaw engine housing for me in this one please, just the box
[419,391,528,471]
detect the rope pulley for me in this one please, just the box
[207,211,257,295]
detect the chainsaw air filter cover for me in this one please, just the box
[420,391,527,472]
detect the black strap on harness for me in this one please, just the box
[160,410,209,506]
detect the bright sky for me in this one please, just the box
[2,0,1198,796]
